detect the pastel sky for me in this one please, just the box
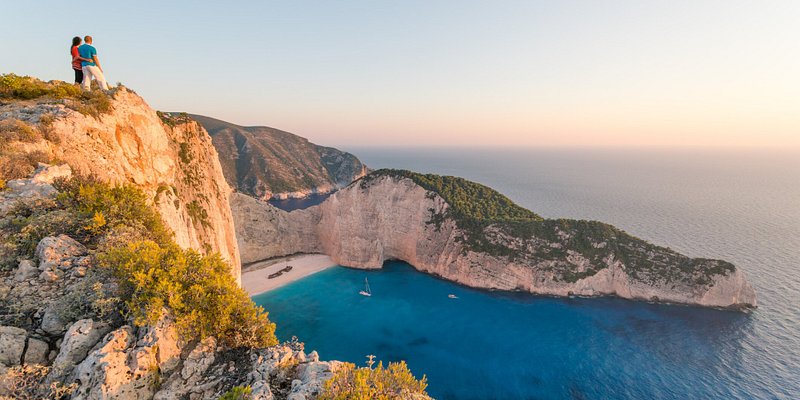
[2,1,798,148]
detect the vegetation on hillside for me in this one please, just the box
[361,169,735,285]
[100,240,276,348]
[362,169,541,225]
[156,111,192,128]
[0,116,55,182]
[0,74,112,117]
[319,356,428,400]
[0,176,277,348]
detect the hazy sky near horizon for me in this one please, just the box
[2,1,798,148]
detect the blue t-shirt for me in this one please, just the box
[77,44,97,67]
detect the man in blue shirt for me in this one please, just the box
[77,36,108,91]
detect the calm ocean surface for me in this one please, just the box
[253,147,800,399]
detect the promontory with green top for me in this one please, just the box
[235,168,756,310]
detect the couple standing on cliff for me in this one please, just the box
[70,35,108,91]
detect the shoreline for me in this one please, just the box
[242,253,338,296]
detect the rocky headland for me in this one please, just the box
[0,85,239,278]
[190,114,367,201]
[233,170,756,310]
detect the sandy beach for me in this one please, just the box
[242,253,337,296]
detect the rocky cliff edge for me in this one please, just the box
[0,86,240,279]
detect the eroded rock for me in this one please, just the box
[51,319,112,376]
[35,235,86,272]
[13,260,38,282]
[0,326,27,366]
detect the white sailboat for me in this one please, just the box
[359,277,372,297]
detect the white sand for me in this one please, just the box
[242,254,337,296]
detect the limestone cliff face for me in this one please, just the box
[0,89,240,278]
[233,174,756,309]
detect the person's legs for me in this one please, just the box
[85,66,109,90]
[81,66,91,90]
[74,69,83,85]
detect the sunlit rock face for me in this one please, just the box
[233,174,756,310]
[1,89,240,279]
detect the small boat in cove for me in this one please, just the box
[359,278,372,297]
[448,294,458,299]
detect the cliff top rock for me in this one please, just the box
[1,74,240,278]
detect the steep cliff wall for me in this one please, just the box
[233,173,756,309]
[190,114,367,200]
[0,88,240,278]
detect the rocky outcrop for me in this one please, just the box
[0,163,71,214]
[190,114,367,201]
[1,92,240,279]
[0,326,27,366]
[0,230,345,400]
[64,321,340,400]
[233,173,756,310]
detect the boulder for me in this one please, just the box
[13,259,38,282]
[36,235,86,271]
[70,326,138,400]
[290,360,340,399]
[51,319,111,376]
[30,163,72,184]
[40,307,67,335]
[153,337,218,400]
[23,337,50,365]
[0,326,27,366]
[136,313,182,374]
[39,269,60,282]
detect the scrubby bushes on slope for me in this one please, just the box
[1,176,277,348]
[100,240,277,348]
[0,73,112,117]
[319,358,428,400]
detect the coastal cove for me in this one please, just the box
[253,261,756,400]
[252,147,799,399]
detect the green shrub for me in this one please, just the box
[99,240,277,348]
[219,386,253,400]
[178,142,193,164]
[186,200,210,227]
[0,74,81,100]
[54,176,172,245]
[67,90,112,117]
[319,358,428,400]
[364,169,541,223]
[0,74,113,117]
[157,111,192,128]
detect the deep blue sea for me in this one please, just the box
[268,192,331,211]
[253,147,800,399]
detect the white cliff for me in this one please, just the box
[233,173,756,310]
[0,89,240,278]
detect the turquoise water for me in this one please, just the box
[254,262,758,399]
[254,148,800,399]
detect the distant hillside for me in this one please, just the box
[189,114,367,200]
